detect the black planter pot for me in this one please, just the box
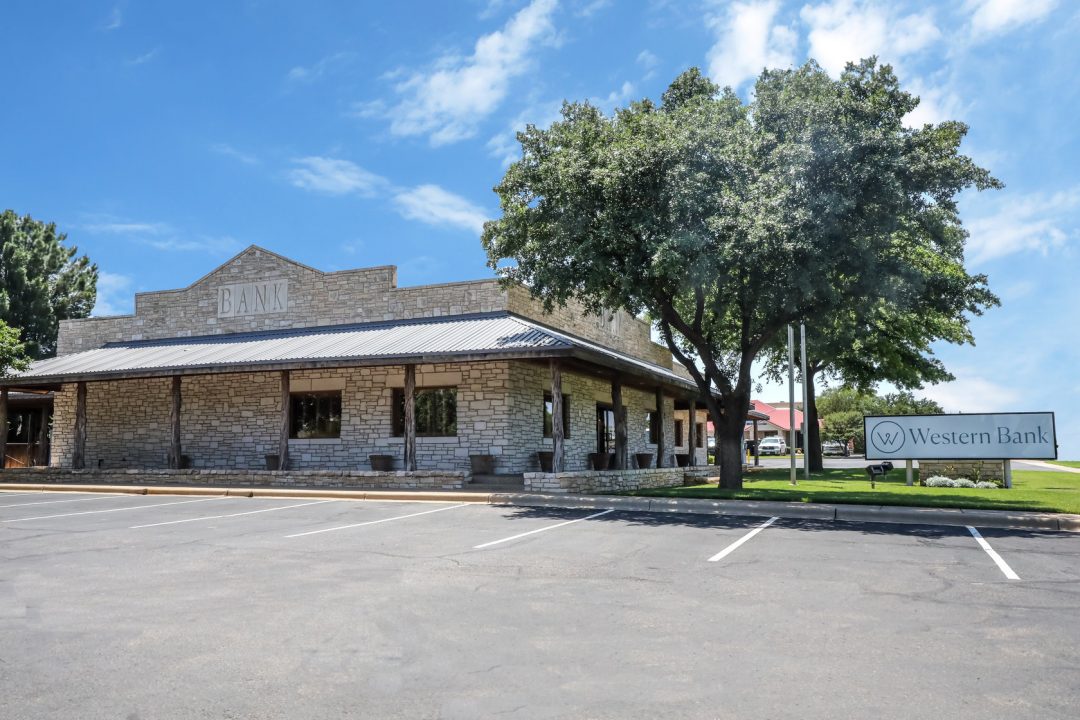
[589,452,611,471]
[675,453,690,467]
[537,451,554,473]
[634,452,654,469]
[369,454,395,471]
[470,454,496,474]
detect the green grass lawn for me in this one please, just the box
[1049,460,1080,469]
[629,467,1080,515]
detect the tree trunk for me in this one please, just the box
[550,359,564,473]
[706,392,747,490]
[806,367,823,473]
[0,387,7,469]
[612,378,626,470]
[403,364,417,471]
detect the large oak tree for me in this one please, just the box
[482,60,998,488]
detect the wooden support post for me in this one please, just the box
[0,387,7,470]
[168,376,182,469]
[36,403,50,466]
[688,399,698,467]
[72,381,87,470]
[550,359,564,474]
[403,364,417,471]
[655,388,666,469]
[277,370,290,471]
[753,420,760,467]
[612,377,627,470]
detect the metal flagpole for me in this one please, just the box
[801,323,810,481]
[787,324,797,486]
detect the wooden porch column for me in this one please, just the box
[168,376,182,469]
[753,419,760,467]
[72,381,87,470]
[36,403,50,466]
[612,377,627,470]
[403,364,417,471]
[550,359,564,473]
[688,398,697,467]
[655,387,666,468]
[0,387,7,469]
[277,370,290,470]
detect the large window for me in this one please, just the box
[543,392,571,438]
[290,391,342,439]
[674,419,685,447]
[393,387,457,437]
[646,411,660,445]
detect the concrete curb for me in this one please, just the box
[1,482,1077,532]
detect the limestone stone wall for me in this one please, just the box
[507,362,677,473]
[56,246,672,368]
[523,467,687,494]
[0,468,467,490]
[919,460,1005,482]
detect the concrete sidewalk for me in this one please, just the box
[2,481,1077,532]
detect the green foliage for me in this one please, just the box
[0,320,30,377]
[0,210,98,359]
[817,386,944,452]
[482,59,996,488]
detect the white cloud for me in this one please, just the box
[92,272,134,317]
[965,0,1058,40]
[103,6,122,31]
[377,0,559,145]
[80,215,241,255]
[393,185,489,234]
[965,187,1080,264]
[127,47,161,66]
[575,0,611,17]
[706,0,797,90]
[285,52,355,85]
[211,143,259,165]
[142,236,243,254]
[917,370,1022,414]
[82,217,173,235]
[287,156,388,196]
[904,78,966,127]
[800,0,940,77]
[636,49,659,69]
[486,99,563,166]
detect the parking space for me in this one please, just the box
[1,490,1078,719]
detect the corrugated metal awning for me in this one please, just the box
[5,312,700,393]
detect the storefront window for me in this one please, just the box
[289,392,342,439]
[393,387,457,437]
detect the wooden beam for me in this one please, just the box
[36,403,49,466]
[278,370,290,471]
[612,377,626,470]
[403,364,417,471]
[0,387,7,470]
[72,381,87,470]
[550,359,564,473]
[168,376,182,469]
[655,387,666,468]
[688,398,697,467]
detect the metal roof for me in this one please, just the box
[5,312,698,392]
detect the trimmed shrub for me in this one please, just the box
[925,476,955,487]
[975,481,999,489]
[952,478,977,488]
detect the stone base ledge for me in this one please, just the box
[524,467,687,494]
[0,467,469,490]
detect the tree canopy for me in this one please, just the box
[0,320,30,378]
[482,59,998,488]
[0,210,98,359]
[818,386,944,453]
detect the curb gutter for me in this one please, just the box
[1,482,1076,532]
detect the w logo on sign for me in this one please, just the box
[869,421,906,454]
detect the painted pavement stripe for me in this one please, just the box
[286,503,471,538]
[1,497,223,523]
[0,494,129,509]
[473,509,615,549]
[707,516,779,563]
[130,500,338,528]
[967,526,1021,580]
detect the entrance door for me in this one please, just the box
[595,404,615,454]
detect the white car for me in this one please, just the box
[758,437,787,455]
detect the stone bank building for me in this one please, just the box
[2,247,727,492]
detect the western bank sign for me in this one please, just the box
[864,412,1057,460]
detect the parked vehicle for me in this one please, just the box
[758,437,787,455]
[822,440,848,457]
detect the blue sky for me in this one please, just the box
[1,1,1077,456]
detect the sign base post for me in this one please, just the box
[1004,459,1012,489]
[905,459,914,486]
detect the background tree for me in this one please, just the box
[0,210,97,358]
[0,320,30,377]
[762,240,999,470]
[818,386,944,453]
[482,60,997,489]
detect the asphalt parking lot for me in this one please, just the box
[2,490,1078,719]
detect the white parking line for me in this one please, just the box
[1,497,223,523]
[473,509,614,549]
[0,494,128,509]
[967,526,1021,580]
[707,516,779,563]
[131,500,337,528]
[286,502,470,538]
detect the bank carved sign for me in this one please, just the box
[217,280,288,318]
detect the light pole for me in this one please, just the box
[787,324,797,486]
[801,323,809,481]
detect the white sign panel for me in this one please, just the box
[864,413,1057,460]
[217,280,288,318]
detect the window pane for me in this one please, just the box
[395,387,458,437]
[290,391,342,439]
